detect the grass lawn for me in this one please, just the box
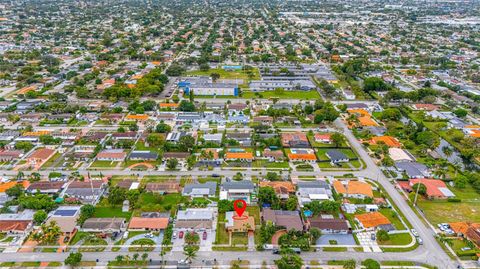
[231,233,248,246]
[323,247,347,252]
[69,231,90,245]
[41,152,63,169]
[246,206,260,223]
[378,232,412,246]
[80,237,107,252]
[417,198,480,225]
[450,238,479,259]
[93,206,132,220]
[215,221,230,245]
[89,160,121,168]
[241,90,320,100]
[252,160,289,169]
[186,68,260,81]
[128,238,155,252]
[137,193,187,214]
[378,208,405,230]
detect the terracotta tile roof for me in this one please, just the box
[225,152,253,160]
[333,181,373,197]
[449,222,472,235]
[23,131,51,136]
[314,134,332,142]
[347,109,370,116]
[259,181,295,194]
[28,148,55,160]
[0,181,29,193]
[0,220,31,232]
[412,104,438,111]
[129,217,169,230]
[159,103,179,108]
[125,114,149,121]
[355,212,391,228]
[409,179,451,198]
[288,153,317,161]
[369,136,402,148]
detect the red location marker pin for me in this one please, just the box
[233,199,247,217]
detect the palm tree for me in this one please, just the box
[183,245,198,263]
[442,146,453,159]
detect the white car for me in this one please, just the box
[411,229,419,237]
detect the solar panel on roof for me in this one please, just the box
[54,209,77,216]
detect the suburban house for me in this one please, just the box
[27,148,56,169]
[111,131,138,140]
[220,181,256,204]
[308,215,350,234]
[116,180,140,190]
[296,181,332,206]
[96,149,127,162]
[163,152,190,161]
[182,182,217,198]
[225,133,251,146]
[326,150,349,164]
[369,136,402,148]
[399,179,455,199]
[175,208,215,230]
[395,161,431,178]
[449,222,480,248]
[128,216,169,231]
[253,116,273,125]
[225,151,254,162]
[145,181,181,194]
[288,148,317,163]
[129,151,158,161]
[202,133,223,145]
[81,218,126,233]
[46,206,82,238]
[26,181,66,195]
[0,209,35,235]
[314,134,332,144]
[259,181,295,200]
[64,180,106,204]
[281,132,310,148]
[354,212,394,231]
[263,148,285,162]
[198,148,223,166]
[0,150,22,162]
[261,208,304,231]
[225,211,255,233]
[333,180,374,199]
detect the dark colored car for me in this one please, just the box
[202,231,207,240]
[179,231,184,239]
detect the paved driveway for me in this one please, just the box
[316,234,356,245]
[356,231,382,252]
[121,231,163,252]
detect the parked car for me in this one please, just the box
[144,233,154,238]
[123,231,129,239]
[202,231,207,240]
[173,231,177,239]
[179,231,184,239]
[416,237,423,245]
[411,229,419,237]
[371,233,376,241]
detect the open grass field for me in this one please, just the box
[378,232,412,246]
[378,208,406,230]
[93,206,132,220]
[417,184,480,225]
[186,68,260,81]
[137,193,187,213]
